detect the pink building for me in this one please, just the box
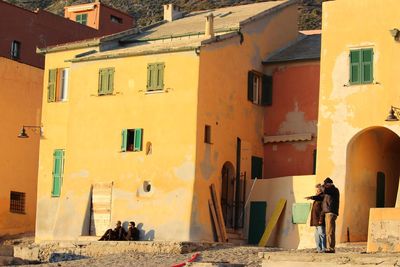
[64,0,135,36]
[262,31,321,178]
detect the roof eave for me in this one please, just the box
[67,46,199,63]
[262,56,320,65]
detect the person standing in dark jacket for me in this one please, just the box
[319,177,340,253]
[306,183,326,252]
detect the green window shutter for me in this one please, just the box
[361,49,373,84]
[108,68,114,94]
[52,149,64,197]
[350,50,361,84]
[156,63,164,90]
[48,69,57,102]
[121,129,128,152]
[261,75,273,106]
[134,128,143,151]
[247,71,254,102]
[251,156,263,179]
[147,64,152,90]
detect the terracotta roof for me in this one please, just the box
[263,33,321,64]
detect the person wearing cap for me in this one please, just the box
[305,183,326,253]
[319,177,340,253]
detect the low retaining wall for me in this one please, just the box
[14,241,223,263]
[367,208,400,252]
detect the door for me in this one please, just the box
[248,201,266,244]
[376,171,385,207]
[90,182,113,236]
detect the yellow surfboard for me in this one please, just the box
[258,198,286,247]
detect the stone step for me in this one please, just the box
[0,246,13,257]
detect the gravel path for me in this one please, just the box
[19,246,278,267]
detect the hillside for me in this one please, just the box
[4,0,324,30]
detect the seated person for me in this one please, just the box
[126,221,140,241]
[99,220,126,241]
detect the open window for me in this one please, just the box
[247,71,272,106]
[47,68,69,102]
[121,129,143,152]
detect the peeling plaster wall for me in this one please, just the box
[317,0,400,243]
[0,58,42,236]
[191,4,299,241]
[36,49,199,242]
[263,62,320,178]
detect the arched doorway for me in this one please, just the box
[343,127,400,242]
[221,161,235,229]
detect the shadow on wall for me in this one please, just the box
[81,186,93,236]
[136,223,155,241]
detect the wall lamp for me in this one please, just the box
[385,106,400,122]
[390,28,400,41]
[18,125,43,138]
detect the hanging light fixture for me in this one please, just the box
[17,125,43,138]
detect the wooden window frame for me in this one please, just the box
[247,70,273,106]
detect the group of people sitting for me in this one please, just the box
[99,221,140,241]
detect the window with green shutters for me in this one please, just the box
[121,129,143,152]
[76,14,88,25]
[52,149,65,197]
[147,63,165,91]
[350,48,373,84]
[98,68,115,95]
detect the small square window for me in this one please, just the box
[204,125,211,144]
[76,14,88,25]
[110,15,123,24]
[10,191,25,214]
[11,40,21,59]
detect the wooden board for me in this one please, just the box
[209,199,222,242]
[258,198,286,247]
[90,182,113,236]
[210,184,228,242]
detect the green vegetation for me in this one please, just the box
[5,0,325,30]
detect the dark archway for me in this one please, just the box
[342,127,400,242]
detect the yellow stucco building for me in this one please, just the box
[36,1,299,242]
[317,0,400,251]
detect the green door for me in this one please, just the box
[248,201,266,244]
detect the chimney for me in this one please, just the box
[163,4,183,22]
[205,13,215,38]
